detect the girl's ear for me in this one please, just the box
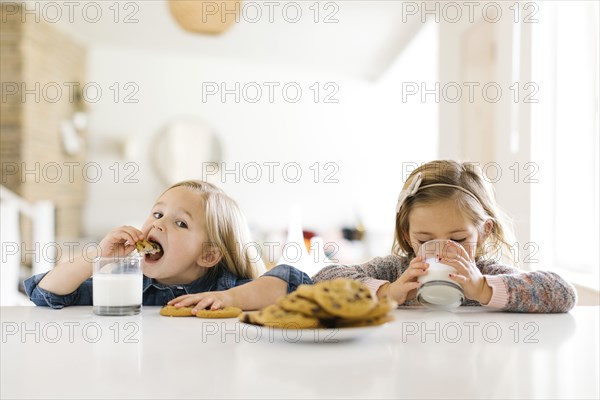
[197,243,222,268]
[478,220,494,243]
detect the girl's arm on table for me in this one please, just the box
[36,255,94,295]
[480,260,577,313]
[24,252,97,308]
[312,255,405,298]
[25,225,144,308]
[169,264,312,312]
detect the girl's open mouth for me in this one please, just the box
[144,238,164,262]
[145,250,163,262]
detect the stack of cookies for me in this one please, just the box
[239,278,397,329]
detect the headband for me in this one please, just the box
[395,172,482,213]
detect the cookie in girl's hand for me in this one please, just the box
[135,239,162,254]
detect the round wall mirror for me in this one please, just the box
[151,117,223,185]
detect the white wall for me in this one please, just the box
[438,6,533,256]
[82,22,439,259]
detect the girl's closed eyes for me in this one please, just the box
[312,159,577,313]
[416,238,467,244]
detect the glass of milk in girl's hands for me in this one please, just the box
[93,255,143,316]
[416,240,465,310]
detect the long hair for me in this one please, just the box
[167,180,265,278]
[393,160,517,265]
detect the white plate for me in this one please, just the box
[239,323,386,343]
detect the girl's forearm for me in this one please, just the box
[229,276,287,310]
[37,255,93,295]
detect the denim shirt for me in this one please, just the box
[24,264,312,309]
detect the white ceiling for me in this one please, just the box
[51,0,425,80]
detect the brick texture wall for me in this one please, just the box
[1,2,87,239]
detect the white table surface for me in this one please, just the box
[1,306,598,399]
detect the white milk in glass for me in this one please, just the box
[93,256,142,316]
[419,257,458,284]
[416,240,465,309]
[93,274,142,306]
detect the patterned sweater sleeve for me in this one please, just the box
[312,255,406,296]
[480,260,577,313]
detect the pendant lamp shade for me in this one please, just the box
[169,0,241,34]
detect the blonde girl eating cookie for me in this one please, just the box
[312,160,576,313]
[25,180,311,311]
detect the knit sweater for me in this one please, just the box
[312,255,577,313]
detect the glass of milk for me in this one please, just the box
[93,255,143,316]
[416,240,465,310]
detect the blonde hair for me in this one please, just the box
[166,180,265,279]
[393,160,517,265]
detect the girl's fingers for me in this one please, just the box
[192,297,215,313]
[110,231,138,249]
[111,231,134,244]
[440,255,470,275]
[409,260,429,271]
[110,226,142,244]
[409,256,425,266]
[401,281,421,291]
[405,268,428,280]
[210,299,224,310]
[445,240,473,262]
[121,226,144,244]
[173,295,202,307]
[174,298,196,307]
[169,294,226,312]
[448,273,468,284]
[168,295,187,305]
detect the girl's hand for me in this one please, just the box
[386,256,429,304]
[168,291,234,314]
[441,240,492,305]
[98,226,144,258]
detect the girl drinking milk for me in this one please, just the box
[312,160,576,313]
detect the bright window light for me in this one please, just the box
[530,2,599,280]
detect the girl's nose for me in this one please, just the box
[152,222,164,232]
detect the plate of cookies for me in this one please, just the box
[239,278,396,343]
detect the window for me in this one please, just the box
[530,2,599,285]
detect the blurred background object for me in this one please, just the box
[151,117,222,185]
[169,0,242,34]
